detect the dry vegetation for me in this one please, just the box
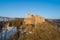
[20,20,60,40]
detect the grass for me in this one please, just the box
[19,20,60,40]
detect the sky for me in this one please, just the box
[0,0,60,19]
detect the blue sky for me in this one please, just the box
[0,0,60,19]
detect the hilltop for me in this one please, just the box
[19,14,60,40]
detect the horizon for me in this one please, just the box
[0,0,60,19]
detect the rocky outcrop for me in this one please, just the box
[20,14,60,40]
[35,15,45,23]
[23,14,45,32]
[24,14,45,25]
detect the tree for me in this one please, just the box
[9,22,13,27]
[14,20,23,40]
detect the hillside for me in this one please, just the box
[20,20,60,40]
[47,19,60,30]
[19,14,60,40]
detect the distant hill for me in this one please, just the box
[47,19,60,30]
[47,19,60,24]
[0,16,15,22]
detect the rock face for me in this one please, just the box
[24,18,35,25]
[23,14,45,31]
[23,14,45,32]
[24,14,45,25]
[24,14,35,25]
[35,15,45,24]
